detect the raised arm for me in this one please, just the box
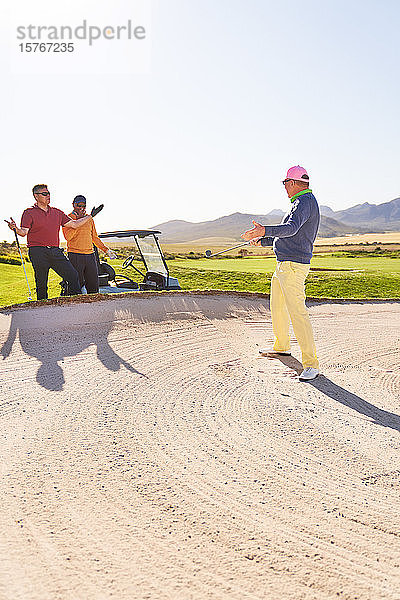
[63,215,92,229]
[242,200,312,241]
[259,201,311,238]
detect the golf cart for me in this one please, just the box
[97,229,180,293]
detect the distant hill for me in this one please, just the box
[320,205,335,217]
[266,209,285,218]
[151,212,362,242]
[151,197,400,242]
[333,198,400,230]
[151,212,280,243]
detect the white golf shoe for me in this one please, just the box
[299,367,319,381]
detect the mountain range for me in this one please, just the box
[151,197,400,243]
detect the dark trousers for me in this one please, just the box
[67,252,99,294]
[28,246,81,300]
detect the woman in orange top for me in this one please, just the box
[62,195,116,293]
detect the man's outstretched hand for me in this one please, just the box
[249,237,263,246]
[241,220,266,241]
[91,204,104,217]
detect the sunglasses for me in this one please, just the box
[282,179,293,185]
[74,203,86,207]
[37,191,50,196]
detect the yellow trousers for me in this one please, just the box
[270,261,319,369]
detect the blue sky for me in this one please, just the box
[1,0,399,241]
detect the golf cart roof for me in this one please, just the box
[99,229,161,239]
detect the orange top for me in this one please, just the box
[62,212,108,254]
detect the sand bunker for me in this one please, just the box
[0,293,399,599]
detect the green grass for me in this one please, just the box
[170,257,277,273]
[162,255,400,298]
[163,266,399,299]
[124,254,400,299]
[169,255,400,275]
[311,255,400,274]
[0,255,22,265]
[0,262,63,307]
[1,254,399,308]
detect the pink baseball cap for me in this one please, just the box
[284,165,309,183]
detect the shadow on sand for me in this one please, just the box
[1,310,146,392]
[278,355,400,433]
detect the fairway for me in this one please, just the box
[0,262,65,307]
[2,253,400,308]
[169,255,400,274]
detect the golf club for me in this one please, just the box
[4,221,33,301]
[205,241,252,258]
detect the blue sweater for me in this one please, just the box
[261,191,320,264]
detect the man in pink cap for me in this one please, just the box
[241,166,320,381]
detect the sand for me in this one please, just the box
[0,293,399,600]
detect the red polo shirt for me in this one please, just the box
[20,205,70,247]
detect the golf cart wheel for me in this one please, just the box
[98,273,110,286]
[98,261,116,280]
[139,282,157,291]
[114,275,139,290]
[143,271,167,290]
[122,255,135,269]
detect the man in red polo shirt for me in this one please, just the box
[6,184,91,300]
